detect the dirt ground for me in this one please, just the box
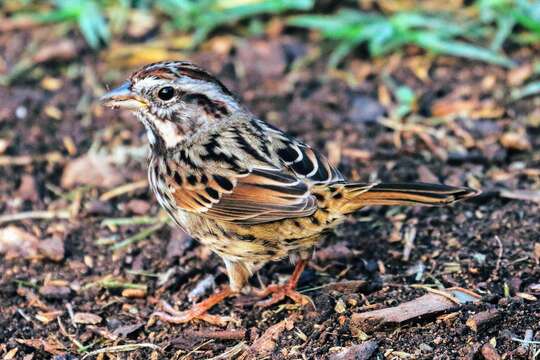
[0,19,539,360]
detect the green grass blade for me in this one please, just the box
[413,32,515,68]
[491,15,515,50]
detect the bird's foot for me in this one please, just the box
[151,287,235,326]
[251,259,313,308]
[253,283,312,308]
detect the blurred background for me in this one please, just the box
[1,0,539,358]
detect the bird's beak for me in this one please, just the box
[100,81,148,110]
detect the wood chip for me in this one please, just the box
[466,309,501,332]
[500,189,540,203]
[35,310,63,324]
[182,329,246,340]
[73,312,103,325]
[329,340,378,360]
[240,314,298,359]
[350,288,479,334]
[121,288,147,298]
[480,343,501,360]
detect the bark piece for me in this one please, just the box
[350,288,480,334]
[182,329,246,340]
[466,309,501,332]
[240,314,298,359]
[329,341,378,360]
[16,338,65,356]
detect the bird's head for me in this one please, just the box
[101,61,240,151]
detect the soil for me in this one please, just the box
[0,16,539,360]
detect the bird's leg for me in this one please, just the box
[152,287,235,326]
[254,259,312,308]
[151,260,250,326]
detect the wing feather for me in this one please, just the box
[167,167,317,224]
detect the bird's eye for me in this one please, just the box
[157,86,175,101]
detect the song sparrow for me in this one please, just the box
[101,61,477,325]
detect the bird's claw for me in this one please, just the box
[253,284,313,308]
[151,287,235,326]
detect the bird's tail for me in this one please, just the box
[338,182,478,214]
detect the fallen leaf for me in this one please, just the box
[16,338,65,356]
[61,153,125,189]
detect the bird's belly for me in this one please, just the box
[170,210,337,263]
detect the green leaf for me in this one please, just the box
[413,32,515,68]
[288,10,382,39]
[77,1,110,48]
[328,41,356,68]
[512,0,540,33]
[490,15,515,51]
[511,80,540,100]
[391,12,467,36]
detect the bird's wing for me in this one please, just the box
[250,119,344,185]
[157,119,342,225]
[164,166,317,225]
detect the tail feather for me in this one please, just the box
[340,182,478,213]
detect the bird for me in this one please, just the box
[100,60,478,325]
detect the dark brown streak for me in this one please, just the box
[177,66,234,97]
